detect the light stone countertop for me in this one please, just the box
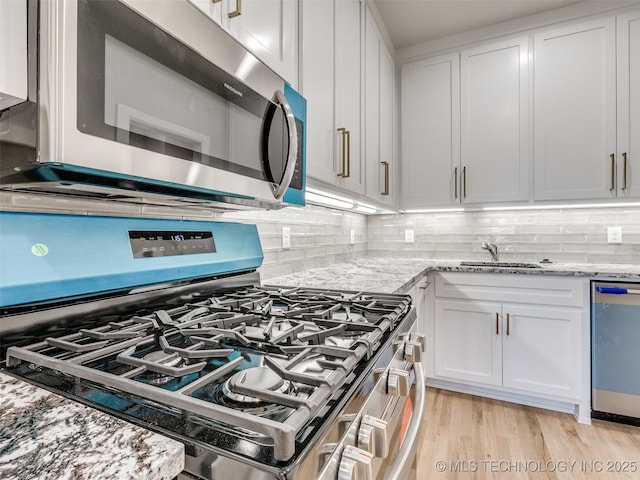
[0,372,184,480]
[264,258,640,293]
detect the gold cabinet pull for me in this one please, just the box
[454,167,458,199]
[610,154,616,191]
[506,313,510,336]
[344,130,351,178]
[495,313,499,335]
[462,166,467,198]
[623,152,628,191]
[211,0,222,3]
[337,128,347,177]
[381,161,390,195]
[228,0,242,18]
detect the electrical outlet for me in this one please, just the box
[282,227,291,249]
[405,229,415,243]
[350,229,355,245]
[607,226,622,244]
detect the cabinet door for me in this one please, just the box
[460,37,529,203]
[222,0,298,85]
[300,0,336,184]
[0,0,28,110]
[534,18,616,200]
[364,11,381,199]
[364,9,395,205]
[379,46,395,204]
[334,0,363,194]
[434,300,502,386]
[401,54,460,208]
[502,305,581,399]
[189,0,297,85]
[617,11,640,197]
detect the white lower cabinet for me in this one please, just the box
[502,305,581,397]
[435,300,502,386]
[431,273,588,415]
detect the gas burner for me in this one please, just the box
[135,351,185,386]
[222,366,291,404]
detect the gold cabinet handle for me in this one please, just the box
[337,128,347,177]
[495,313,499,335]
[345,130,351,178]
[228,0,242,18]
[623,152,628,191]
[211,0,222,3]
[454,167,458,199]
[610,154,616,192]
[506,313,510,336]
[462,166,467,198]
[381,161,390,195]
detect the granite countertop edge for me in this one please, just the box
[0,371,185,480]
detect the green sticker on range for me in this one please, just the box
[31,243,49,257]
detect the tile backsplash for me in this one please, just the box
[367,207,640,265]
[3,191,640,275]
[215,206,367,279]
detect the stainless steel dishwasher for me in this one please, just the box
[592,282,640,426]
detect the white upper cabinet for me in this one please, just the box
[460,37,529,203]
[401,54,460,208]
[300,0,334,184]
[301,0,363,195]
[189,0,298,86]
[379,47,395,203]
[334,0,363,194]
[533,18,617,201]
[0,0,28,110]
[617,10,640,198]
[364,7,396,205]
[401,36,528,209]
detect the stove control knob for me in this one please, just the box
[387,368,410,396]
[404,341,422,363]
[357,415,389,458]
[409,332,427,352]
[338,446,374,480]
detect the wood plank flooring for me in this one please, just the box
[417,388,640,479]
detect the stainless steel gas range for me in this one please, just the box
[0,212,424,480]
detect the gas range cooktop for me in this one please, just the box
[5,285,412,464]
[0,212,420,479]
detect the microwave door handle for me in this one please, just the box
[271,90,298,201]
[385,361,425,480]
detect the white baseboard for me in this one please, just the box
[426,377,591,424]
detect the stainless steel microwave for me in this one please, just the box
[0,0,306,210]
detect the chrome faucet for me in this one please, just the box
[482,242,499,262]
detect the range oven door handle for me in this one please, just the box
[270,89,299,201]
[385,361,425,480]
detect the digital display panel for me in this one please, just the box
[129,231,216,258]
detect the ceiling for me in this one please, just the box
[373,0,585,49]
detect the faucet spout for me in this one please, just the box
[482,242,499,262]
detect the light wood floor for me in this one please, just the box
[416,388,640,479]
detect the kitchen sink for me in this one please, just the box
[459,261,543,269]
